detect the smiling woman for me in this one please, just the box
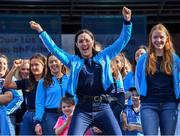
[14,59,30,80]
[135,24,180,135]
[3,53,47,135]
[0,54,12,135]
[30,6,132,135]
[74,29,96,59]
[34,54,69,135]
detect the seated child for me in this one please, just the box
[121,87,143,136]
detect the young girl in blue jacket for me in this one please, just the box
[135,24,180,135]
[30,6,132,135]
[34,54,69,135]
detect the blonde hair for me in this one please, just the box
[146,24,174,75]
[14,59,30,80]
[121,58,132,78]
[111,59,119,80]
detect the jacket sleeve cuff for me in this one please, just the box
[123,19,131,25]
[34,120,41,126]
[39,31,44,34]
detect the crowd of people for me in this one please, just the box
[0,6,179,135]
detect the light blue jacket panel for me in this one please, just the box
[0,107,10,135]
[6,76,24,115]
[123,71,135,92]
[117,73,124,92]
[39,23,132,96]
[34,75,68,122]
[135,53,180,99]
[6,89,23,115]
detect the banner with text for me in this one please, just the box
[0,14,61,64]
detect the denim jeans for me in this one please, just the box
[175,103,180,135]
[19,111,35,135]
[8,115,16,135]
[140,102,178,135]
[68,102,122,135]
[42,112,59,135]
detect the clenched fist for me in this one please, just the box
[122,6,131,22]
[29,21,43,33]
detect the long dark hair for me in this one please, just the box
[74,29,98,57]
[43,53,67,88]
[28,53,47,91]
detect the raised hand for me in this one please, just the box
[13,59,23,69]
[35,124,43,135]
[29,21,43,33]
[122,6,132,22]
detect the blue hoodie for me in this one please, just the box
[39,23,132,96]
[135,53,180,99]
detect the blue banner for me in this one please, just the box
[81,16,147,61]
[0,14,61,64]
